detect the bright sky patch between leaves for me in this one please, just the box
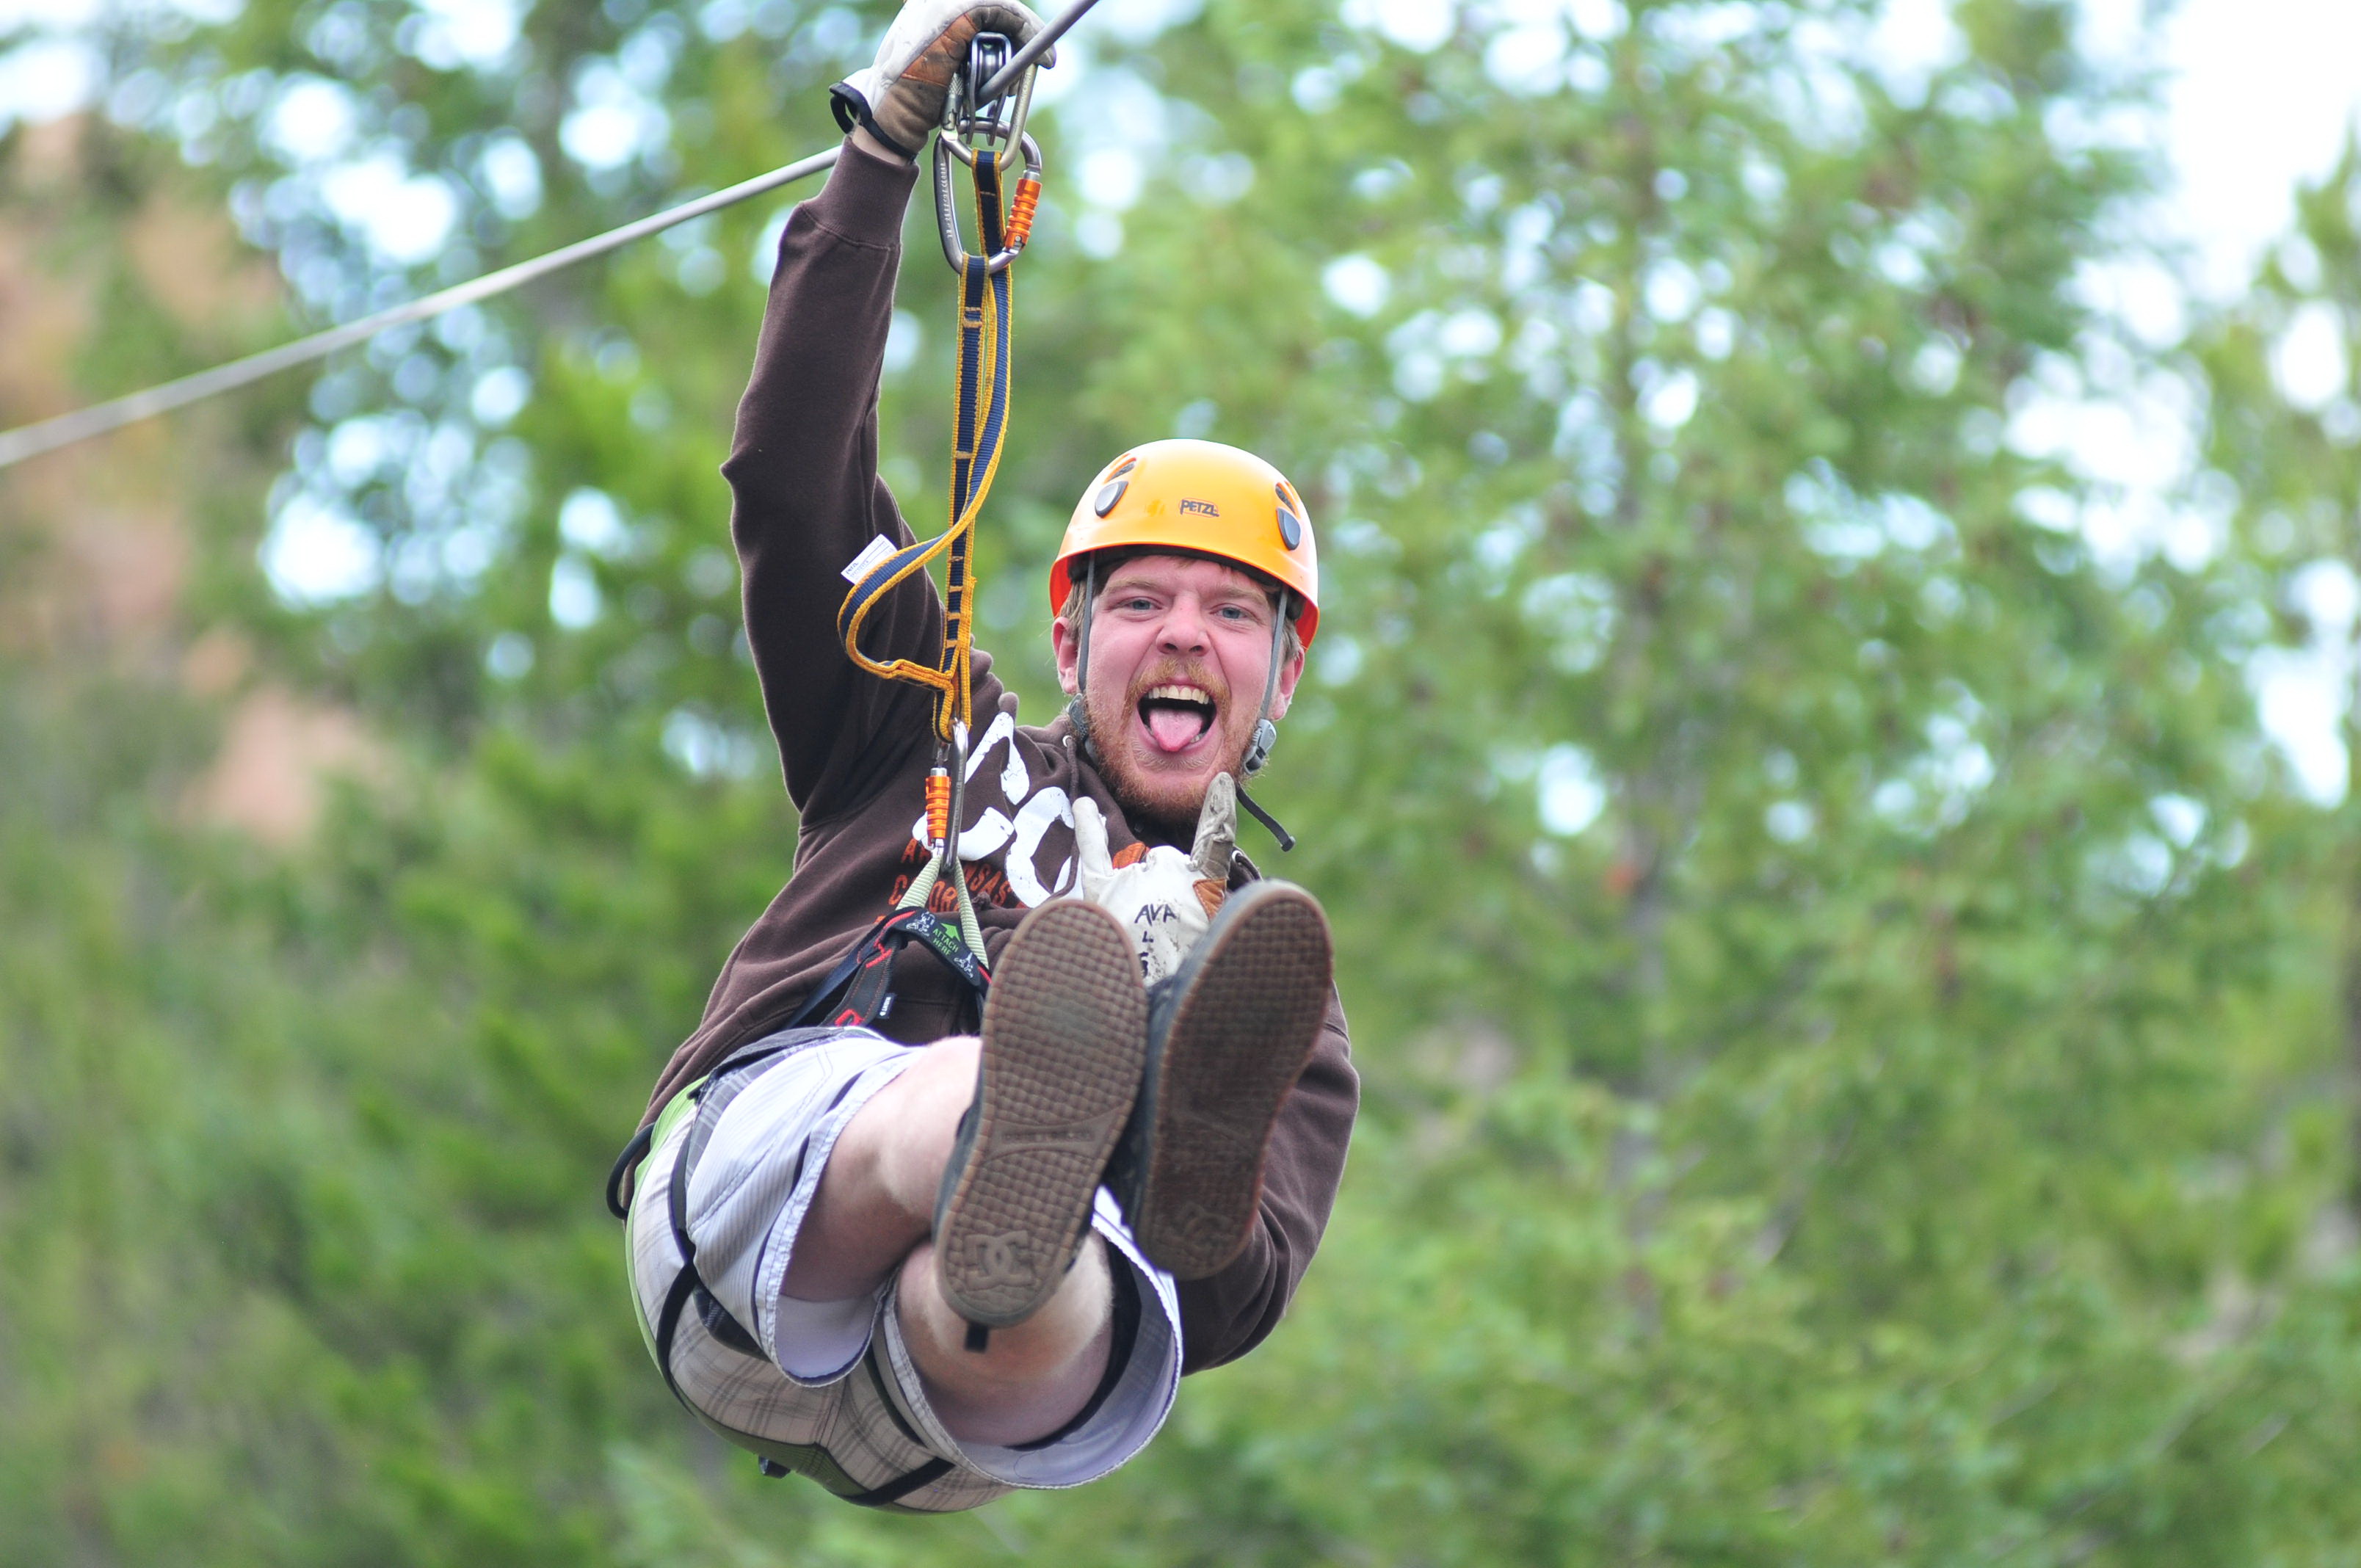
[2,0,2360,799]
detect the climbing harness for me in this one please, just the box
[601,903,986,1229]
[833,32,1042,972]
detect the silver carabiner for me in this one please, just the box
[956,32,1035,159]
[932,32,1045,275]
[932,130,1044,275]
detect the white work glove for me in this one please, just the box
[1072,774,1238,987]
[830,0,1051,160]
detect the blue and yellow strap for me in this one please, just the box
[835,148,1012,747]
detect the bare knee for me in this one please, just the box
[783,1035,983,1301]
[900,1236,1116,1445]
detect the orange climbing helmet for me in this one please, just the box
[1049,439,1321,646]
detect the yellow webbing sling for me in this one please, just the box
[834,135,1037,963]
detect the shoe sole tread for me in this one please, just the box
[1135,885,1331,1280]
[937,901,1146,1326]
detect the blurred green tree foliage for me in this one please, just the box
[7,0,2361,1561]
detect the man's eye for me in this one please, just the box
[1122,597,1156,611]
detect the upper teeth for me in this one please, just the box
[1147,685,1211,706]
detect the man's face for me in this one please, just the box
[1052,553,1305,833]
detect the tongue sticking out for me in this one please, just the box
[1145,704,1209,752]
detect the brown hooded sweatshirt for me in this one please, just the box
[634,138,1357,1373]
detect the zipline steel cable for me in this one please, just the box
[0,0,1101,473]
[0,149,841,470]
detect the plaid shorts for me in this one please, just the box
[626,1027,1182,1514]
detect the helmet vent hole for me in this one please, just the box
[1110,455,1139,478]
[1093,479,1129,517]
[1274,484,1303,551]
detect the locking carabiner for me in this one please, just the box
[932,32,1045,275]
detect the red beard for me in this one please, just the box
[1085,659,1253,840]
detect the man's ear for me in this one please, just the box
[1267,642,1308,722]
[1051,614,1081,697]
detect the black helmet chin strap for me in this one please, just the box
[1233,596,1295,850]
[1238,597,1289,777]
[1062,555,1296,850]
[1065,552,1098,757]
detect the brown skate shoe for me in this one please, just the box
[933,900,1147,1330]
[1106,881,1333,1281]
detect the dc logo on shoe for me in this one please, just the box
[971,1232,1034,1286]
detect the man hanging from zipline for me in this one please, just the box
[608,0,1357,1511]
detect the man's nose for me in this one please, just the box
[1156,598,1210,654]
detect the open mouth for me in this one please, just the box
[1136,683,1218,754]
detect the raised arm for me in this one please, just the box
[721,134,939,820]
[725,2,1052,822]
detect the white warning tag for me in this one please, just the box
[841,534,897,586]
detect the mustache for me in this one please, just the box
[1120,662,1233,708]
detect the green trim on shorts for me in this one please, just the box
[625,1076,708,1365]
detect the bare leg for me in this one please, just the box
[782,1037,1115,1445]
[780,1038,973,1302]
[897,1232,1115,1446]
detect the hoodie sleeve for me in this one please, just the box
[719,137,943,822]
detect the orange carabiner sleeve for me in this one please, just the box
[1007,175,1041,250]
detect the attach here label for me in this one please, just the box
[842,534,897,585]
